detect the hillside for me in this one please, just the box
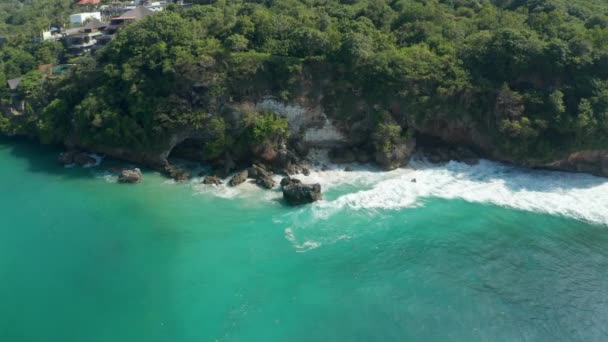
[1,0,608,176]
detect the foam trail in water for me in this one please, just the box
[313,159,608,225]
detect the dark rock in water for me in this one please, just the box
[164,164,192,182]
[249,164,275,189]
[344,167,353,172]
[58,151,75,165]
[302,167,310,176]
[229,170,248,187]
[282,183,322,205]
[411,178,417,183]
[118,168,142,184]
[321,165,329,171]
[329,148,356,164]
[280,177,302,188]
[256,175,275,189]
[59,151,96,166]
[203,175,223,185]
[73,152,97,166]
[375,139,416,171]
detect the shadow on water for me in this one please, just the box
[0,137,186,341]
[0,136,145,180]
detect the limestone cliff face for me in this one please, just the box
[65,96,608,178]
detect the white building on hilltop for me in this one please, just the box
[69,12,102,27]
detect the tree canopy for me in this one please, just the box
[2,0,608,161]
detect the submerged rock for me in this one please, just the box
[229,170,248,187]
[203,175,223,185]
[282,182,322,205]
[118,168,142,184]
[73,152,97,166]
[58,151,75,165]
[58,151,96,166]
[302,167,310,176]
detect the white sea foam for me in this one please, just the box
[311,159,608,225]
[83,153,103,168]
[284,227,322,252]
[185,153,608,225]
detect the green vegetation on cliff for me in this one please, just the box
[2,0,608,162]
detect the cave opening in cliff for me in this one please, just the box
[167,138,207,162]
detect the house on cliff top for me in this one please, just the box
[106,7,154,34]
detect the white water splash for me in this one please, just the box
[284,227,322,252]
[83,153,104,168]
[187,156,608,225]
[312,159,608,225]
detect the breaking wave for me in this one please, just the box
[311,159,608,225]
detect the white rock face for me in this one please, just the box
[303,119,347,146]
[255,98,347,147]
[255,99,308,133]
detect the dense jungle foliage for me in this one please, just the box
[2,0,608,161]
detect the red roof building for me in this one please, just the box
[77,0,101,5]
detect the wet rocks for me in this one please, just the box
[58,151,96,166]
[280,176,302,188]
[229,170,248,187]
[302,167,310,176]
[118,168,142,184]
[163,164,192,182]
[203,175,223,185]
[281,178,322,205]
[249,164,275,189]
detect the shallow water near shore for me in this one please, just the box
[1,138,608,342]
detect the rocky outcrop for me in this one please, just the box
[249,164,275,189]
[229,170,248,187]
[374,139,416,171]
[163,164,192,182]
[57,151,96,166]
[203,175,223,185]
[543,150,608,177]
[118,168,142,184]
[280,176,302,187]
[281,177,322,205]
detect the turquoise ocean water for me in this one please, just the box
[1,138,608,342]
